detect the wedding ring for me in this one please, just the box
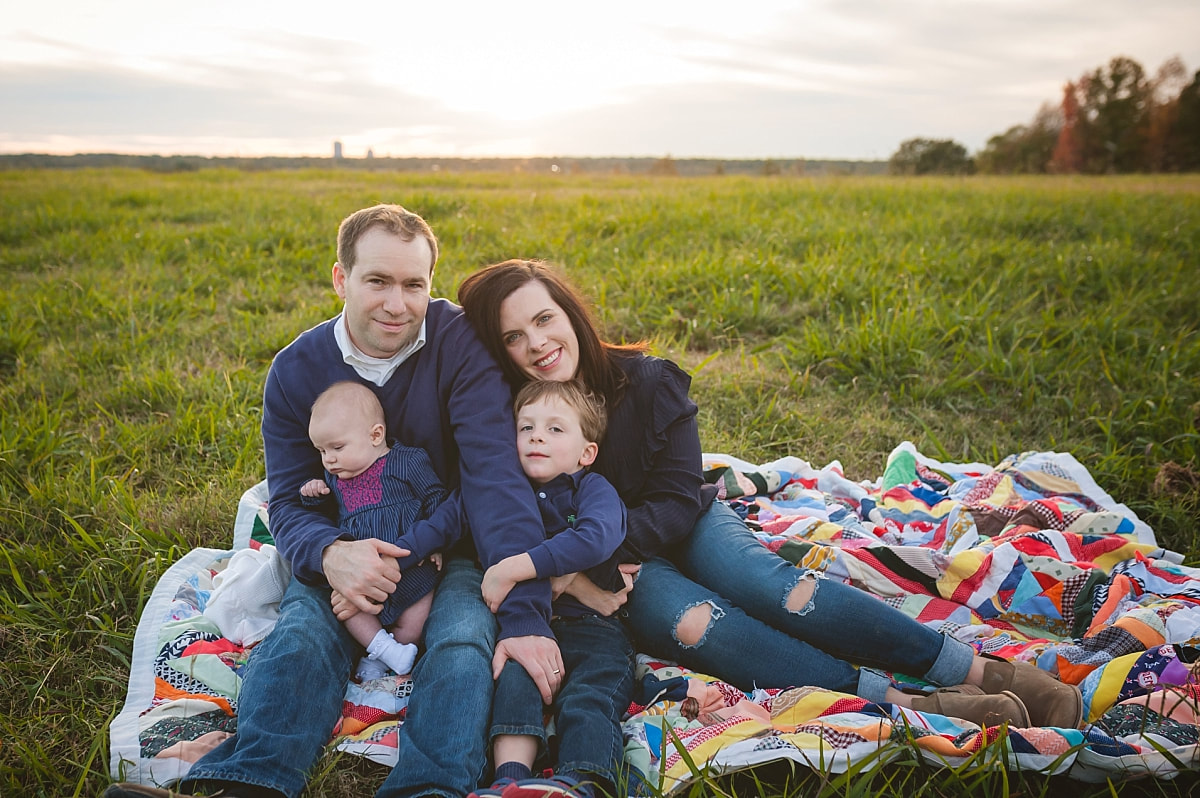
[552,669,561,674]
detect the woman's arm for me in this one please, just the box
[616,411,706,561]
[559,564,641,616]
[606,358,710,562]
[561,358,712,616]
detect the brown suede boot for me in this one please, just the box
[979,657,1083,729]
[908,684,1031,728]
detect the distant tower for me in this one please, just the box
[333,141,343,160]
[367,149,374,159]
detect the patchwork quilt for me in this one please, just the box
[110,443,1200,791]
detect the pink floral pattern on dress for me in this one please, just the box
[339,456,386,514]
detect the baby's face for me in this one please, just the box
[309,409,383,480]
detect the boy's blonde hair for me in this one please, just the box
[513,380,607,445]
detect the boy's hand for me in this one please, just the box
[300,479,330,498]
[481,559,520,613]
[429,552,443,570]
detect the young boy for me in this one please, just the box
[472,379,634,798]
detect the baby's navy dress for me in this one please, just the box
[312,443,447,626]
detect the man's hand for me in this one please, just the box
[563,564,641,617]
[321,538,410,614]
[492,635,563,704]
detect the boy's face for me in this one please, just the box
[515,395,598,487]
[309,407,385,480]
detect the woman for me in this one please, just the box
[457,259,1083,731]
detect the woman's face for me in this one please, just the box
[498,280,579,382]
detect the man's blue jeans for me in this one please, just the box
[378,557,497,797]
[623,502,974,702]
[489,614,634,796]
[183,556,497,798]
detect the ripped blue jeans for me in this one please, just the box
[622,502,973,702]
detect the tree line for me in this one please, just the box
[889,55,1199,175]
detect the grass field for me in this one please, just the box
[1,168,1198,797]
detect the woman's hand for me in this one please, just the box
[563,564,640,616]
[549,572,577,600]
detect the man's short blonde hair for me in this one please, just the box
[336,204,439,274]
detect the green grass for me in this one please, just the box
[1,168,1198,797]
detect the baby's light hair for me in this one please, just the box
[311,381,385,428]
[513,379,607,445]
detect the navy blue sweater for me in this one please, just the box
[262,299,550,640]
[590,353,720,563]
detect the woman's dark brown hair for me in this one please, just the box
[457,259,643,405]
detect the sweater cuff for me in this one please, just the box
[527,545,557,579]
[496,580,554,641]
[497,615,555,642]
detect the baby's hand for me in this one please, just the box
[430,552,443,571]
[300,479,330,498]
[330,589,359,621]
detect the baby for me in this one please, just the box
[301,380,461,680]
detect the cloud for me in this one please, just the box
[522,82,906,159]
[601,0,1200,157]
[3,1,1199,158]
[0,59,485,153]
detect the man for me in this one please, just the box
[105,204,563,798]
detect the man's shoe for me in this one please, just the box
[909,684,1031,728]
[979,657,1084,729]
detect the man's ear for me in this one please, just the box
[332,262,347,300]
[578,441,599,468]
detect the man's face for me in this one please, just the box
[333,227,432,359]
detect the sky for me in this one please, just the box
[2,0,1198,161]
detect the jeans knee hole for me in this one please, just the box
[784,573,822,616]
[673,601,723,649]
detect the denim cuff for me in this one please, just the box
[922,633,975,688]
[488,722,548,745]
[856,667,893,703]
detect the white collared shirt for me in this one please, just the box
[333,314,427,386]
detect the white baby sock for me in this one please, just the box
[355,656,389,682]
[366,629,418,676]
